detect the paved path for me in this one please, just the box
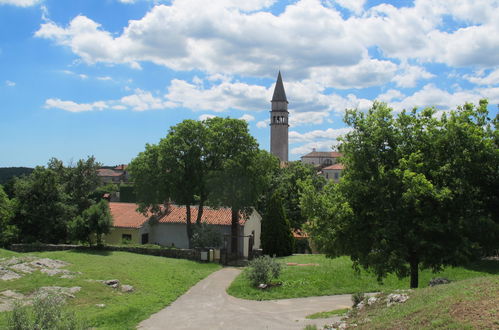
[138,267,353,330]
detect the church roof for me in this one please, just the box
[323,163,345,170]
[301,151,343,158]
[272,71,288,102]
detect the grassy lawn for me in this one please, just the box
[347,276,499,329]
[227,255,499,300]
[0,248,221,329]
[306,308,350,319]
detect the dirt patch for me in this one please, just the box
[450,294,499,329]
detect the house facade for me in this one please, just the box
[320,163,345,182]
[300,149,343,168]
[105,202,261,258]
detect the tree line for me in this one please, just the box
[0,157,115,247]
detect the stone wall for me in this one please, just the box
[9,244,201,261]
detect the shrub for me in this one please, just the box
[8,294,85,330]
[351,292,365,307]
[191,223,222,249]
[245,255,282,287]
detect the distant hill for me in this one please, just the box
[0,167,34,185]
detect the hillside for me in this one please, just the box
[340,276,498,329]
[0,167,33,185]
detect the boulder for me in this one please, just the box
[429,277,451,287]
[121,285,134,293]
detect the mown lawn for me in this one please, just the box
[0,248,221,329]
[347,276,499,329]
[227,255,499,300]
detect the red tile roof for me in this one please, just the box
[114,164,128,171]
[97,168,124,177]
[109,202,151,228]
[109,203,245,228]
[159,205,246,226]
[301,151,343,158]
[323,163,345,170]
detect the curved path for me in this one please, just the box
[137,268,352,330]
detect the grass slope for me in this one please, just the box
[0,249,221,329]
[227,255,498,300]
[348,276,499,329]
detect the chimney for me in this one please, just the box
[312,148,316,152]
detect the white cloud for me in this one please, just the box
[464,68,499,85]
[289,110,328,126]
[289,127,352,144]
[120,89,171,111]
[97,76,112,81]
[165,79,268,112]
[5,80,16,87]
[239,114,255,122]
[0,0,41,7]
[256,119,269,128]
[291,140,341,156]
[377,89,405,103]
[199,114,216,121]
[334,0,366,14]
[392,63,435,88]
[44,98,108,112]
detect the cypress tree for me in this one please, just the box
[261,192,293,257]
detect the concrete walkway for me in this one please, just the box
[137,268,353,330]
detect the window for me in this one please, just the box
[141,233,149,244]
[334,172,339,180]
[122,234,132,241]
[324,159,332,166]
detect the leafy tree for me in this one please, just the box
[205,117,279,254]
[261,192,294,257]
[191,223,223,249]
[11,167,73,243]
[0,185,17,247]
[258,161,325,229]
[301,101,499,288]
[69,200,112,246]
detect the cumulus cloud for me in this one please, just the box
[239,114,255,122]
[392,63,435,88]
[5,80,16,87]
[44,98,108,112]
[289,127,352,144]
[464,69,499,86]
[0,0,41,7]
[291,140,341,156]
[334,0,366,15]
[120,89,172,111]
[256,119,270,128]
[199,114,216,121]
[377,89,405,103]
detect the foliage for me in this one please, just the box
[11,166,73,244]
[118,184,135,203]
[205,117,279,253]
[0,185,17,247]
[293,238,311,254]
[0,249,220,330]
[8,294,85,330]
[245,255,282,287]
[69,200,112,246]
[227,254,498,300]
[191,223,222,248]
[306,308,349,319]
[90,183,118,201]
[61,157,101,214]
[257,161,325,230]
[301,100,499,288]
[0,167,33,185]
[261,192,294,257]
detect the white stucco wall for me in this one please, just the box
[243,209,262,257]
[301,156,338,167]
[322,168,342,182]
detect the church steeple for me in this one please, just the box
[272,71,288,103]
[270,71,289,163]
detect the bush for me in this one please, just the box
[245,255,282,287]
[351,292,365,307]
[8,294,85,330]
[191,223,222,249]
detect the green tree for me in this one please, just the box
[12,166,73,243]
[205,117,279,254]
[301,101,499,288]
[258,161,325,230]
[261,192,294,257]
[69,200,112,246]
[0,185,17,247]
[64,156,101,214]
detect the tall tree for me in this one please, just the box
[205,117,279,254]
[11,166,73,243]
[69,199,112,246]
[261,192,294,257]
[301,101,499,288]
[0,185,17,247]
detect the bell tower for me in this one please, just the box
[270,71,289,162]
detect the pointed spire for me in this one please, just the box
[272,71,288,102]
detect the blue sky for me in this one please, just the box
[1,0,498,167]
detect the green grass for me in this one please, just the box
[0,248,221,329]
[227,255,499,300]
[347,276,499,329]
[306,308,350,319]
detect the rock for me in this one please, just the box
[356,301,365,310]
[0,267,21,281]
[121,285,134,293]
[10,263,35,274]
[257,283,267,289]
[36,286,81,299]
[104,279,120,287]
[31,258,68,269]
[429,277,451,287]
[367,297,378,305]
[41,268,73,276]
[95,304,106,308]
[60,275,75,279]
[1,290,25,299]
[386,293,409,306]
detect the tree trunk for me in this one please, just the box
[231,208,239,254]
[409,253,419,288]
[185,204,193,248]
[196,196,205,225]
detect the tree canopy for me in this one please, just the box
[261,192,294,257]
[301,100,499,288]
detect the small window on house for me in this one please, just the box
[141,233,149,244]
[326,173,329,179]
[334,172,339,180]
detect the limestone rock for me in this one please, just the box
[121,285,134,293]
[386,293,409,306]
[429,277,451,287]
